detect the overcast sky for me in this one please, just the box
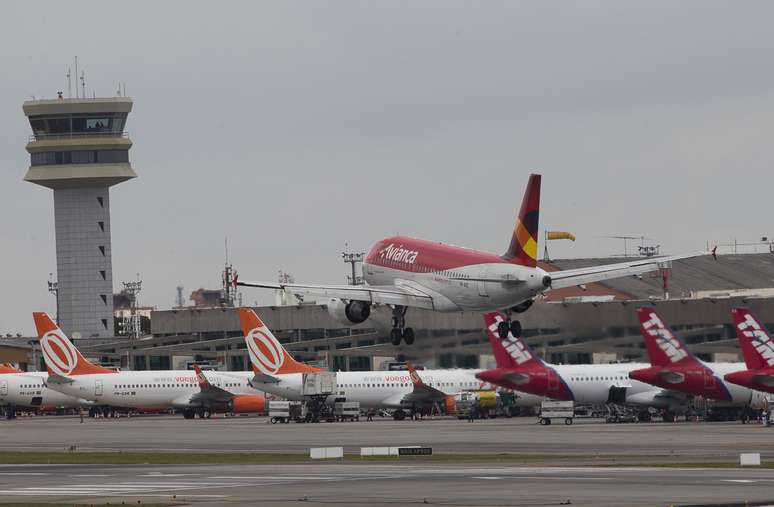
[1,1,772,334]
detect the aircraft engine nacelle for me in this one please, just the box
[444,395,456,414]
[748,389,770,410]
[229,394,266,414]
[326,299,371,325]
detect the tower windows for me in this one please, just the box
[97,197,104,207]
[99,270,106,280]
[98,245,105,256]
[100,294,107,304]
[98,221,105,232]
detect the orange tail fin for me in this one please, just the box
[503,173,541,267]
[237,308,321,375]
[32,312,114,376]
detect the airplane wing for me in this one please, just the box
[400,363,447,405]
[189,364,235,404]
[548,251,711,290]
[236,279,435,309]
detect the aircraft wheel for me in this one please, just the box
[393,409,406,421]
[565,418,573,425]
[390,328,402,346]
[509,320,522,337]
[497,321,510,339]
[403,328,415,345]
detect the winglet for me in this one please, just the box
[238,308,321,375]
[731,308,774,370]
[483,312,542,368]
[503,173,541,267]
[406,362,425,388]
[32,312,114,376]
[636,307,696,367]
[192,364,211,389]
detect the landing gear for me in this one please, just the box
[497,314,522,339]
[183,408,195,419]
[390,306,414,345]
[392,409,407,421]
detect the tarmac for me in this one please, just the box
[0,415,773,506]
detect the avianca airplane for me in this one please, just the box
[475,312,687,420]
[32,312,265,418]
[238,308,542,419]
[237,173,709,345]
[0,363,89,413]
[628,307,769,409]
[724,308,774,394]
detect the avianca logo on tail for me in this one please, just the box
[40,330,79,376]
[246,327,285,375]
[487,316,532,365]
[736,313,774,367]
[379,243,419,265]
[641,312,688,363]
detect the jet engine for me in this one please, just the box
[229,394,266,414]
[326,299,371,325]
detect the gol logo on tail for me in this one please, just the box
[246,328,285,375]
[41,330,79,376]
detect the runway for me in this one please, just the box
[0,462,773,506]
[1,415,772,460]
[1,415,773,506]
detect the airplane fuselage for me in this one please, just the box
[363,236,550,312]
[47,370,259,409]
[0,372,87,409]
[252,369,544,409]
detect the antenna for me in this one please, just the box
[81,70,86,99]
[67,67,71,98]
[74,56,78,99]
[122,82,126,97]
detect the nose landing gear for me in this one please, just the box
[390,306,415,345]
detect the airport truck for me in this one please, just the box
[539,400,575,425]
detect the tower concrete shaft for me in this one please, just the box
[23,97,136,339]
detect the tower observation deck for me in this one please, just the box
[23,97,137,339]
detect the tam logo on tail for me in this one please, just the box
[640,311,688,364]
[246,327,286,375]
[734,310,774,368]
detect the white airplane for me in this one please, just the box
[476,312,688,421]
[32,312,266,419]
[237,173,711,345]
[0,364,90,417]
[239,308,543,419]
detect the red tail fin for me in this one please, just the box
[406,362,425,388]
[636,307,696,367]
[731,308,774,370]
[237,308,321,375]
[483,312,542,368]
[192,364,211,389]
[503,173,541,267]
[0,363,21,374]
[32,312,114,376]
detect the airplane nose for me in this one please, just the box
[542,275,552,288]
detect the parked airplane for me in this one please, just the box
[238,308,542,419]
[628,307,768,417]
[32,312,266,419]
[237,174,709,345]
[475,312,687,420]
[0,365,89,416]
[724,308,774,394]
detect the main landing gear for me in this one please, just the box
[496,300,534,339]
[390,306,415,346]
[497,315,522,339]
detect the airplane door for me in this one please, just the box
[214,376,222,388]
[94,380,103,397]
[477,266,489,297]
[0,380,7,397]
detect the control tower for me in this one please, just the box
[23,97,136,339]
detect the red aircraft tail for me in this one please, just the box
[503,173,541,268]
[636,307,697,367]
[482,312,542,368]
[731,308,774,370]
